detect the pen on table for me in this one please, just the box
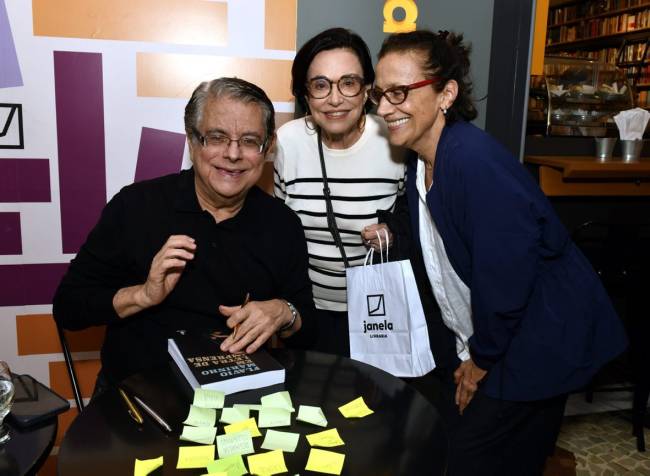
[118,387,143,425]
[232,292,250,341]
[133,395,172,433]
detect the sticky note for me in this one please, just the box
[261,429,300,453]
[220,406,250,424]
[200,473,226,476]
[296,405,328,427]
[224,417,262,437]
[133,456,163,476]
[258,406,292,428]
[206,454,248,476]
[247,449,288,476]
[261,391,294,411]
[306,428,345,448]
[193,388,225,409]
[180,425,217,445]
[338,397,374,418]
[176,445,215,469]
[233,403,261,412]
[216,430,255,459]
[184,405,216,427]
[305,448,345,475]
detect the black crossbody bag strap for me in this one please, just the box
[317,129,350,268]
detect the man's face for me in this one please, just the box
[189,96,268,210]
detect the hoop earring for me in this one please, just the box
[304,115,317,132]
[357,112,367,132]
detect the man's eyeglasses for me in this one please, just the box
[193,129,267,155]
[306,75,365,99]
[368,78,438,106]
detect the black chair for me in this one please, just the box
[55,322,85,412]
[572,221,650,451]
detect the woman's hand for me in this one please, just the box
[454,358,487,415]
[361,223,393,251]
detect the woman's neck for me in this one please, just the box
[319,122,364,150]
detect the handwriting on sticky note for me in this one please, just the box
[176,445,215,469]
[306,428,345,448]
[296,405,328,427]
[247,449,288,476]
[258,406,292,428]
[224,417,262,437]
[193,388,225,409]
[134,456,163,476]
[305,448,345,475]
[260,391,294,411]
[220,406,250,425]
[261,429,300,453]
[338,396,374,418]
[216,430,255,459]
[206,453,248,476]
[180,425,217,445]
[184,405,216,427]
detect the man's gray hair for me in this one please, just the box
[184,77,275,146]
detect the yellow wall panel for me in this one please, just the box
[531,0,549,76]
[33,0,227,46]
[265,0,297,51]
[137,53,294,103]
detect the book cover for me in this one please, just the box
[168,332,285,395]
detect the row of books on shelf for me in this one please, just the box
[636,89,650,105]
[548,9,650,44]
[620,41,649,61]
[551,48,620,63]
[550,0,650,26]
[622,63,650,82]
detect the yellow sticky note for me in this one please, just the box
[216,430,255,459]
[296,405,328,427]
[260,391,294,411]
[305,448,345,475]
[220,406,250,425]
[206,454,248,475]
[306,428,345,448]
[180,425,217,445]
[176,445,215,469]
[133,456,163,476]
[184,405,217,427]
[258,406,292,428]
[338,396,374,418]
[247,449,288,476]
[200,473,227,476]
[224,417,262,437]
[193,388,225,409]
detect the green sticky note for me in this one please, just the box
[338,396,374,418]
[184,405,216,427]
[193,388,225,409]
[233,403,261,412]
[200,473,227,476]
[306,428,345,448]
[296,405,328,427]
[180,425,217,445]
[260,391,294,411]
[206,454,248,476]
[216,430,255,459]
[258,406,292,428]
[133,456,163,476]
[224,417,262,437]
[247,449,288,476]
[305,448,345,475]
[261,429,300,453]
[176,445,215,469]
[219,406,250,425]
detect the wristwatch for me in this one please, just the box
[279,300,298,332]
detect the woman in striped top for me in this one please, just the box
[273,28,406,356]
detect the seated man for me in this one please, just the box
[53,77,316,391]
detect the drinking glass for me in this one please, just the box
[0,361,15,444]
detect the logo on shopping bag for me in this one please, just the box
[366,294,385,316]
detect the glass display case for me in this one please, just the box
[527,57,634,137]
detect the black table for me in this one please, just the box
[58,350,447,475]
[0,418,57,476]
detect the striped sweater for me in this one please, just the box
[273,114,406,311]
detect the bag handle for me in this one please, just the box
[375,229,390,263]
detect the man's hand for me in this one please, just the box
[219,299,297,354]
[113,235,196,317]
[361,223,394,251]
[454,358,487,415]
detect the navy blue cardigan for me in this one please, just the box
[406,121,627,401]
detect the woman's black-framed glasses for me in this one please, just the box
[368,78,438,106]
[306,75,365,99]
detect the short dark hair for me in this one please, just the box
[378,30,477,123]
[291,27,375,113]
[184,77,275,146]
